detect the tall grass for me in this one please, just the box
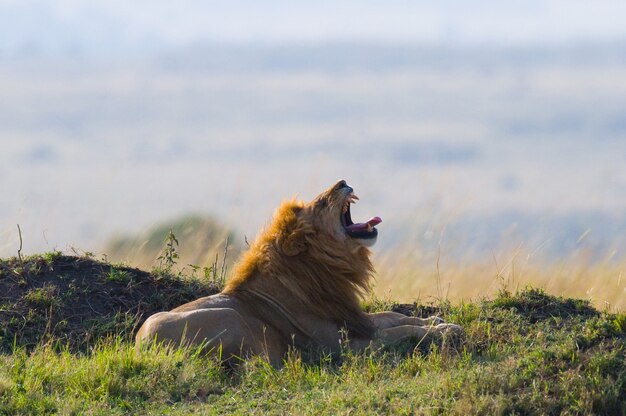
[101,215,626,312]
[105,215,240,270]
[0,341,225,415]
[375,247,626,311]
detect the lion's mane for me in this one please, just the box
[223,199,376,339]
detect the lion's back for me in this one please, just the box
[171,293,241,312]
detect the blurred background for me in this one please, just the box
[1,1,626,307]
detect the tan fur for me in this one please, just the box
[135,180,461,366]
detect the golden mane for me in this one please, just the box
[223,198,376,338]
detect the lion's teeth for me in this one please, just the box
[347,193,358,204]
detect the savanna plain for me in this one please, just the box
[0,227,624,415]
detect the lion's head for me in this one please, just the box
[303,179,382,249]
[223,180,382,339]
[270,179,382,256]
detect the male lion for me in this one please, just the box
[136,180,461,365]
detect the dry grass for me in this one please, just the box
[374,247,626,312]
[98,213,626,312]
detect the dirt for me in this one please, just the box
[0,253,220,353]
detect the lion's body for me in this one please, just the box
[135,181,460,365]
[135,294,291,364]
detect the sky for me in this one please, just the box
[1,0,626,57]
[1,1,626,262]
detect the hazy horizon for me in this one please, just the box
[2,3,626,267]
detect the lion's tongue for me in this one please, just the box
[346,216,382,232]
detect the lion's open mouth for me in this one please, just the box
[341,192,382,240]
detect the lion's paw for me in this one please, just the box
[435,323,463,336]
[436,323,464,349]
[427,316,445,325]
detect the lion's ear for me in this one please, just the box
[282,233,307,256]
[272,200,313,256]
[281,220,314,256]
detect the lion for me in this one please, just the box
[135,180,461,365]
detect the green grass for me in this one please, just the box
[0,288,623,415]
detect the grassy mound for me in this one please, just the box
[0,253,624,414]
[0,252,220,352]
[491,287,600,322]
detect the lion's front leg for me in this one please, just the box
[371,323,462,349]
[368,311,444,330]
[357,312,461,350]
